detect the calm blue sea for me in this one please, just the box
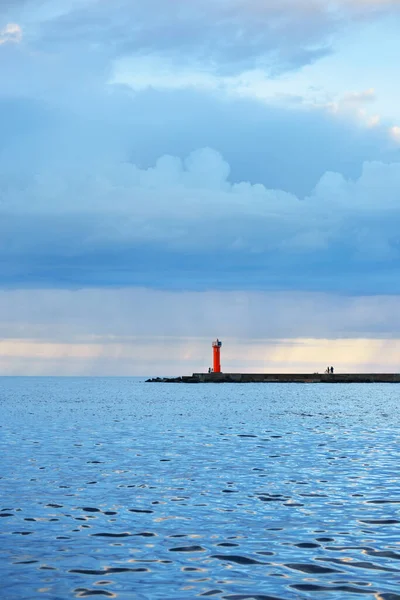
[0,377,399,600]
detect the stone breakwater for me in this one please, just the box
[146,373,400,383]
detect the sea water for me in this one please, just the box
[0,377,399,600]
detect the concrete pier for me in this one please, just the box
[146,373,400,383]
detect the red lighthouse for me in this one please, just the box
[212,339,222,373]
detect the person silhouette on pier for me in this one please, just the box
[330,366,334,374]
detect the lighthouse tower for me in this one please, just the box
[212,339,222,373]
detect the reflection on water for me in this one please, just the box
[1,377,399,599]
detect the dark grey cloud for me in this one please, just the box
[4,0,398,76]
[21,0,333,75]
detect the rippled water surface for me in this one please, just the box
[1,377,400,600]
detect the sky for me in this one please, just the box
[1,0,400,375]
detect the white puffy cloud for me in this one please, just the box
[321,88,384,131]
[0,23,22,45]
[390,125,400,142]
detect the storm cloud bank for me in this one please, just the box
[1,147,400,293]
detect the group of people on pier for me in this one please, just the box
[325,366,335,374]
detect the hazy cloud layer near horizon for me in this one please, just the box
[1,288,400,375]
[2,288,400,340]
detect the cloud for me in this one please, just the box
[1,287,400,375]
[114,60,398,141]
[2,335,400,375]
[0,23,22,45]
[3,287,400,340]
[314,88,391,133]
[342,0,400,9]
[1,143,400,293]
[340,88,377,105]
[1,1,399,297]
[6,0,331,74]
[5,0,398,77]
[390,125,400,142]
[1,0,399,376]
[1,77,394,188]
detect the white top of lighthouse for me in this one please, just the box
[212,339,222,347]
